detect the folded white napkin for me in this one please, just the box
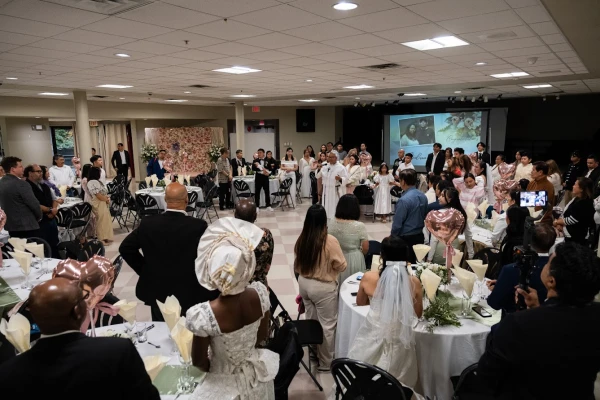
[150,174,158,187]
[237,166,242,177]
[502,202,509,212]
[156,295,181,331]
[412,244,431,263]
[0,314,31,353]
[370,255,380,271]
[177,175,184,185]
[468,262,488,281]
[8,238,27,251]
[477,200,489,216]
[184,174,191,184]
[143,355,171,381]
[8,250,32,274]
[171,317,193,363]
[164,174,171,183]
[452,267,478,297]
[24,243,44,259]
[466,203,478,223]
[451,249,464,269]
[164,177,171,188]
[58,185,67,198]
[491,211,500,227]
[144,176,152,187]
[114,299,138,323]
[421,268,441,302]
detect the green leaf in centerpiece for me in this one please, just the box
[423,296,462,333]
[0,277,21,317]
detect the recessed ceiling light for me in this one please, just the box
[165,99,188,102]
[119,97,125,100]
[491,72,530,78]
[96,84,133,89]
[306,79,313,82]
[475,62,488,66]
[355,97,360,100]
[5,77,17,80]
[231,94,256,98]
[402,36,469,51]
[35,117,41,119]
[344,84,374,89]
[114,53,130,58]
[523,84,553,89]
[404,93,427,96]
[299,99,320,102]
[454,91,462,94]
[213,66,261,74]
[39,92,69,96]
[184,91,192,94]
[333,2,358,10]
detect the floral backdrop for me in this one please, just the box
[145,127,223,174]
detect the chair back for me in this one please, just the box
[195,174,208,188]
[136,194,158,209]
[106,181,118,195]
[55,208,73,228]
[353,185,375,205]
[124,190,136,208]
[280,177,293,191]
[331,358,412,400]
[77,240,105,261]
[472,247,502,279]
[233,179,250,192]
[71,202,92,220]
[207,184,219,201]
[364,240,382,271]
[113,174,126,188]
[267,322,304,399]
[26,237,52,258]
[187,190,198,205]
[309,171,316,184]
[110,255,124,293]
[390,186,402,198]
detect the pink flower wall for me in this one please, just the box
[149,127,214,174]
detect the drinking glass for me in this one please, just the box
[135,322,147,343]
[123,320,136,342]
[461,291,472,317]
[177,354,194,394]
[20,268,33,289]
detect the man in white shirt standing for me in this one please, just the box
[321,152,348,218]
[396,153,415,177]
[90,155,107,184]
[426,143,445,176]
[111,143,130,177]
[49,155,75,191]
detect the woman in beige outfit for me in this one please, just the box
[294,204,347,371]
[86,167,114,244]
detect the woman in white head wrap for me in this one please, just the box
[185,217,279,400]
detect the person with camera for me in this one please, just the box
[486,224,556,316]
[477,242,600,400]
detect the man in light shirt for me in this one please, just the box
[49,155,75,189]
[90,155,107,184]
[396,153,415,177]
[514,151,533,182]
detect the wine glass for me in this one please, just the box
[461,291,472,317]
[123,319,136,342]
[20,267,33,290]
[134,322,147,344]
[177,353,194,394]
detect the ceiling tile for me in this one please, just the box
[67,54,122,66]
[338,8,427,32]
[425,44,485,57]
[288,0,400,20]
[479,36,544,51]
[380,52,436,62]
[407,0,510,21]
[514,5,551,23]
[442,51,499,62]
[162,0,280,17]
[353,43,416,57]
[0,42,17,52]
[119,41,188,55]
[0,30,43,46]
[53,29,137,47]
[1,53,56,64]
[81,17,173,39]
[0,0,106,27]
[166,49,230,62]
[144,31,225,48]
[200,42,267,56]
[529,21,560,35]
[337,58,387,68]
[0,15,71,37]
[493,45,551,58]
[549,43,572,53]
[505,0,541,8]
[281,43,341,56]
[438,10,523,34]
[283,22,363,42]
[322,34,392,50]
[118,2,218,29]
[555,50,579,59]
[541,34,567,45]
[312,51,362,62]
[243,51,298,62]
[274,57,328,66]
[236,33,309,49]
[460,26,535,44]
[27,38,106,53]
[232,4,326,31]
[185,20,271,41]
[374,23,452,43]
[8,46,79,59]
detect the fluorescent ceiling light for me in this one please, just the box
[344,84,374,89]
[454,91,462,94]
[39,92,68,96]
[183,91,191,94]
[402,35,468,51]
[119,97,125,100]
[491,72,530,78]
[306,79,313,82]
[333,2,358,10]
[298,99,320,102]
[5,77,17,80]
[355,97,360,100]
[114,53,130,58]
[165,99,188,102]
[404,93,427,96]
[231,94,255,98]
[213,66,261,74]
[523,84,553,89]
[475,62,487,66]
[96,84,133,89]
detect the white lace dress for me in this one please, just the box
[185,282,279,400]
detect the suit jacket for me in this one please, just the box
[425,152,445,175]
[0,174,42,232]
[231,157,247,177]
[586,167,600,196]
[119,211,218,314]
[111,150,130,169]
[477,298,600,399]
[146,157,166,180]
[0,332,160,400]
[26,179,54,223]
[476,151,491,164]
[563,161,587,191]
[252,158,273,179]
[392,157,405,176]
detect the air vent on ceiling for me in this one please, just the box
[558,83,577,86]
[91,95,109,99]
[538,70,562,74]
[477,31,518,41]
[188,84,211,88]
[465,87,486,91]
[323,96,336,99]
[361,63,406,71]
[42,0,155,15]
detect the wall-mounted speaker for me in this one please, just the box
[296,109,315,132]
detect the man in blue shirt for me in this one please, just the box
[486,223,556,316]
[391,169,428,263]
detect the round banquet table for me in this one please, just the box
[135,186,203,211]
[336,271,499,400]
[59,197,83,209]
[231,176,280,207]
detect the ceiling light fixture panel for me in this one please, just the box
[165,99,188,102]
[231,94,256,98]
[96,84,133,89]
[213,66,262,74]
[39,92,69,96]
[490,72,530,78]
[404,93,427,96]
[402,36,469,51]
[344,84,374,89]
[5,77,18,80]
[114,53,130,58]
[298,99,320,102]
[522,84,553,89]
[333,2,358,10]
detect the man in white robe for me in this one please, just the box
[321,152,348,218]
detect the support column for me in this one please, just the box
[235,102,245,152]
[73,91,92,164]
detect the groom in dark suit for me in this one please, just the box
[425,143,445,175]
[111,142,130,176]
[119,182,218,320]
[0,278,160,399]
[476,142,491,164]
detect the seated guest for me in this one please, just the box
[395,153,415,175]
[487,224,556,316]
[25,164,59,258]
[0,278,159,400]
[425,175,441,204]
[146,149,167,180]
[477,242,600,400]
[119,183,218,320]
[554,177,595,245]
[491,190,519,248]
[41,165,61,198]
[499,207,529,267]
[233,199,274,287]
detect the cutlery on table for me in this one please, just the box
[146,341,161,348]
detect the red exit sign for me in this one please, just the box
[252,106,260,112]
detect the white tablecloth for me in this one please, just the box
[59,197,83,209]
[231,177,280,207]
[1,258,59,300]
[336,272,496,400]
[135,186,203,211]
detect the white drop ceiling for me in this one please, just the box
[0,0,598,106]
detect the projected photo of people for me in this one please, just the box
[399,116,435,146]
[439,112,482,139]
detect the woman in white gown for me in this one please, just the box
[186,217,279,400]
[349,235,422,394]
[345,154,362,194]
[280,147,298,207]
[373,163,394,222]
[299,149,315,198]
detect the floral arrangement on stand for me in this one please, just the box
[415,262,450,286]
[141,143,159,163]
[207,144,224,163]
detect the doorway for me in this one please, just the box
[227,119,280,159]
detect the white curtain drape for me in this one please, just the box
[99,123,128,178]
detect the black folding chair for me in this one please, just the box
[233,179,253,202]
[76,239,105,262]
[186,191,199,215]
[267,321,304,400]
[332,358,414,400]
[296,175,303,204]
[309,171,317,199]
[26,237,52,258]
[123,190,138,227]
[271,178,294,211]
[70,202,92,239]
[451,363,494,400]
[110,192,128,231]
[109,255,124,295]
[390,186,402,212]
[364,240,382,271]
[138,182,148,190]
[195,185,220,223]
[106,181,118,196]
[55,207,74,242]
[354,185,375,222]
[133,194,161,228]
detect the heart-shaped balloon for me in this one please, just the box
[498,163,516,180]
[493,179,519,212]
[53,255,114,310]
[425,208,465,245]
[0,207,6,231]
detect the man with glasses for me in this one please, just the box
[25,164,59,258]
[0,278,160,399]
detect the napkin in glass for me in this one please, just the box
[58,185,68,198]
[412,244,431,263]
[177,175,184,185]
[151,174,159,188]
[451,249,464,269]
[8,238,27,251]
[466,260,488,281]
[421,268,442,301]
[8,250,32,274]
[145,176,152,188]
[171,317,193,363]
[466,203,478,223]
[114,299,138,322]
[490,211,500,227]
[452,267,477,297]
[0,313,31,353]
[477,200,489,216]
[164,174,171,183]
[184,175,191,185]
[156,295,181,331]
[143,355,171,381]
[24,243,45,259]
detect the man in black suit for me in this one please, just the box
[476,142,491,164]
[585,154,600,196]
[252,148,273,211]
[119,182,218,320]
[0,278,159,400]
[231,149,246,177]
[425,142,445,176]
[111,142,130,176]
[416,118,435,144]
[476,242,600,399]
[392,148,405,178]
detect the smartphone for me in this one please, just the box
[519,190,547,208]
[356,275,363,281]
[351,292,358,297]
[472,305,492,318]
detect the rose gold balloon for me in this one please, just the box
[425,208,465,245]
[0,207,6,232]
[498,163,515,180]
[53,258,84,281]
[493,179,519,212]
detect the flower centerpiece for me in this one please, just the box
[423,292,461,333]
[141,143,159,163]
[207,144,224,163]
[156,179,166,188]
[414,262,450,286]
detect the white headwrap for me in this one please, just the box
[195,217,264,296]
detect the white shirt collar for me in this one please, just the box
[40,330,81,339]
[538,253,549,257]
[165,209,188,215]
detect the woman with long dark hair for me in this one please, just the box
[554,177,595,245]
[500,206,530,266]
[294,205,347,371]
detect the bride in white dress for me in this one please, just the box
[299,149,315,198]
[186,217,279,400]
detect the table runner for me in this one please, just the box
[153,365,205,395]
[0,277,20,317]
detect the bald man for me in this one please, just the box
[120,183,218,320]
[0,278,159,399]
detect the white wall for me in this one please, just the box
[4,118,53,166]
